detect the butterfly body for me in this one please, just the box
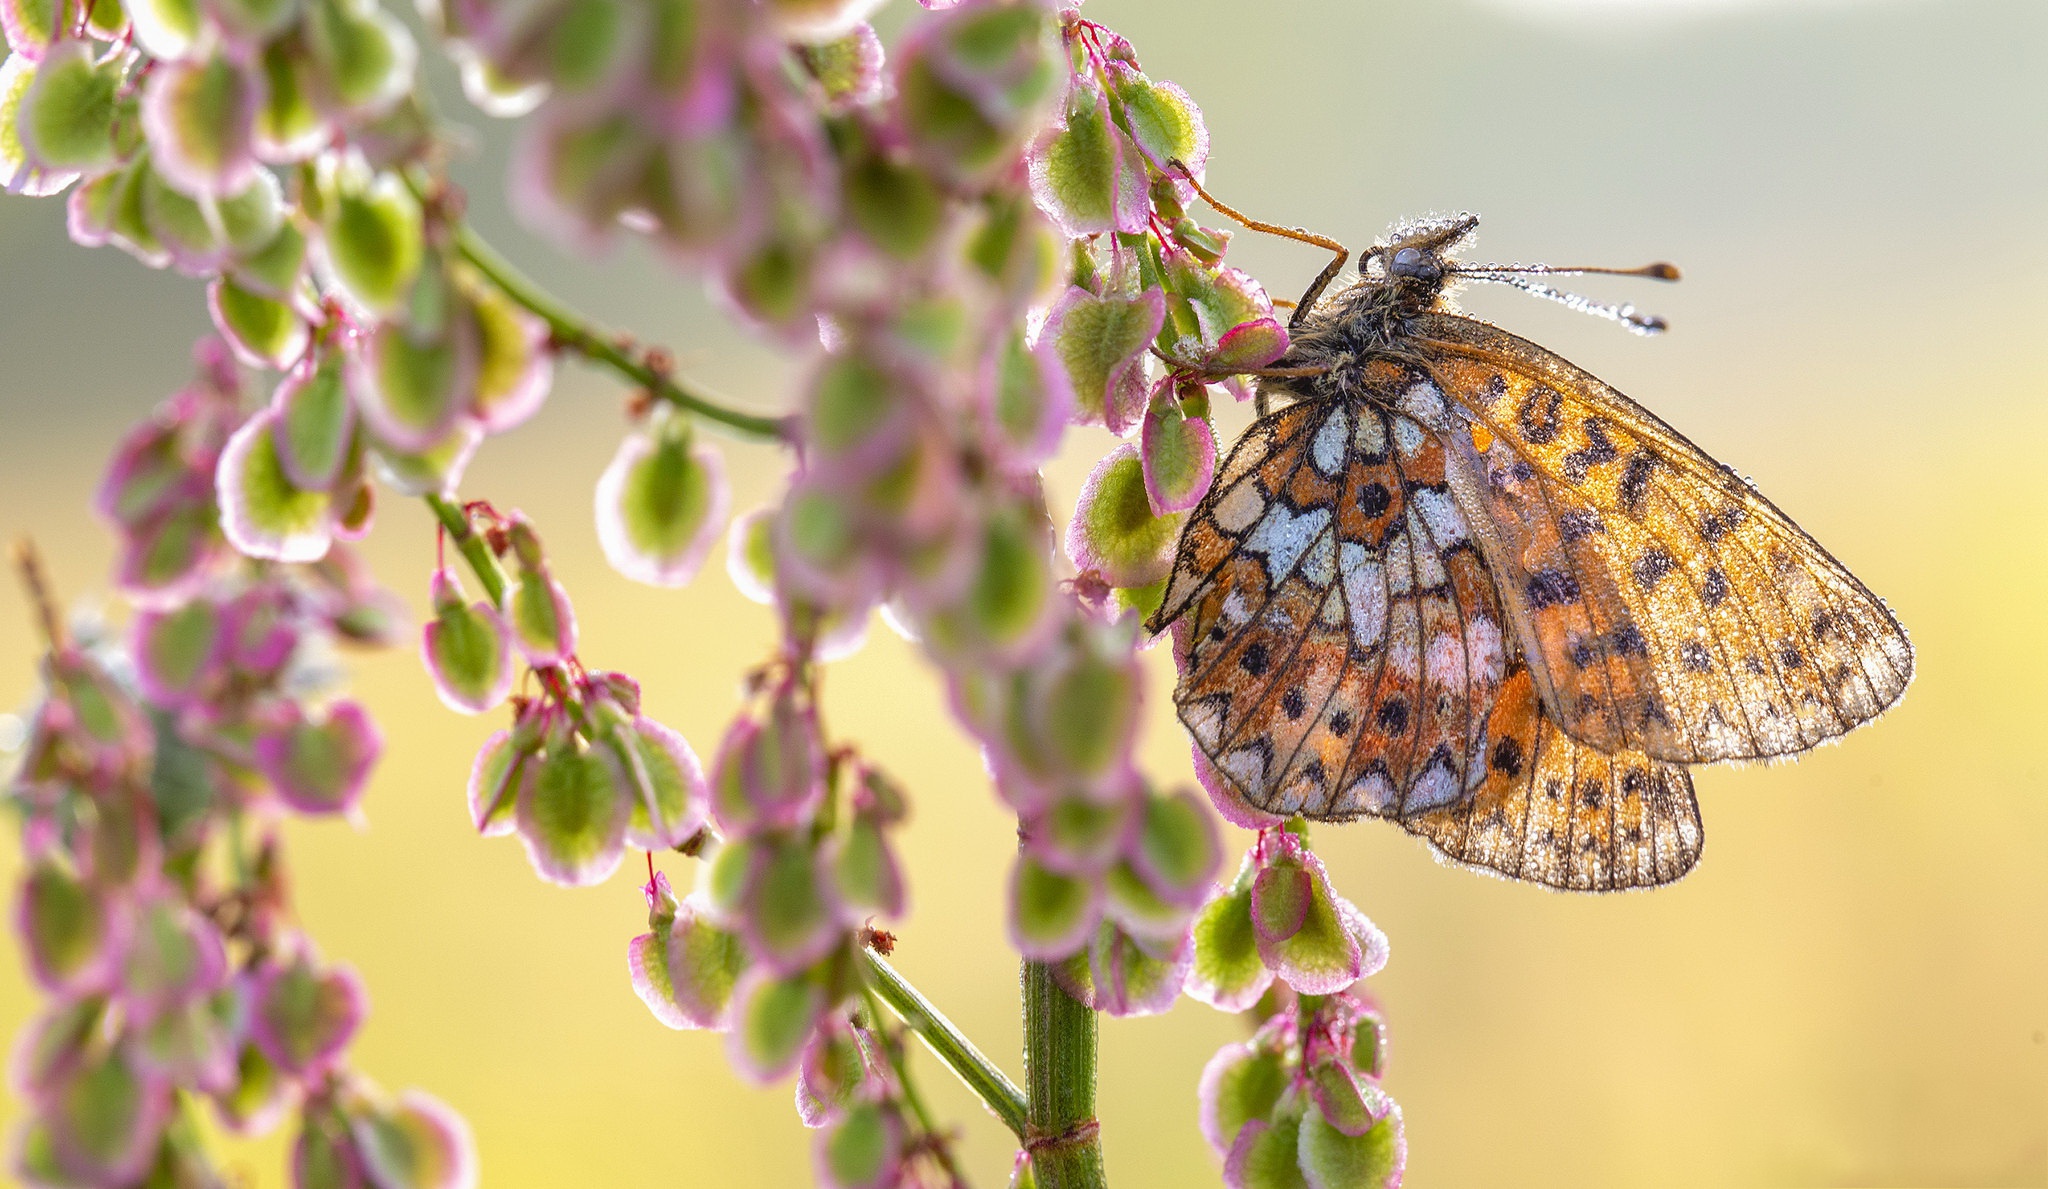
[1147,215,1913,890]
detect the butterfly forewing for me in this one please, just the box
[1410,313,1913,763]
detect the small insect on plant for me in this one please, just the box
[1149,170,1915,890]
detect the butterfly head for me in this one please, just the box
[1359,214,1482,316]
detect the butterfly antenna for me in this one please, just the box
[1451,260,1680,335]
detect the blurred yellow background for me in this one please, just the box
[4,0,2044,1185]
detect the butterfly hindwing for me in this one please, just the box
[1402,661,1702,890]
[1153,394,1509,820]
[1410,313,1914,764]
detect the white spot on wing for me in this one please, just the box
[1425,627,1467,685]
[1407,763,1460,811]
[1312,406,1351,476]
[1399,381,1448,427]
[1222,747,1268,795]
[1300,529,1337,587]
[1354,410,1388,457]
[1339,543,1387,650]
[1242,504,1333,586]
[1394,416,1426,457]
[1410,487,1470,546]
[1213,481,1265,534]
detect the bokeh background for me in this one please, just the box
[4,0,2045,1184]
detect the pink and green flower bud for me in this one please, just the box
[795,1016,873,1128]
[728,967,826,1083]
[1026,81,1148,237]
[458,272,553,433]
[1188,858,1273,1013]
[1198,1027,1292,1158]
[140,51,261,198]
[42,1048,175,1186]
[842,138,948,261]
[14,40,123,176]
[302,0,418,118]
[256,38,332,161]
[1297,1094,1405,1189]
[250,950,366,1077]
[1,55,81,197]
[1251,836,1387,996]
[125,0,202,59]
[1040,285,1162,432]
[798,23,885,111]
[894,2,1056,182]
[222,582,300,680]
[815,1099,903,1189]
[421,569,513,715]
[1102,857,1190,943]
[595,408,729,588]
[608,715,707,850]
[826,810,905,922]
[1129,786,1222,907]
[271,356,358,493]
[349,1090,478,1189]
[121,894,228,1017]
[805,350,914,479]
[1068,444,1182,588]
[1085,921,1191,1018]
[131,598,223,708]
[1302,1050,1391,1141]
[1140,382,1217,514]
[1104,60,1208,180]
[1223,1105,1308,1189]
[630,891,747,1031]
[740,835,843,975]
[0,0,67,60]
[514,742,631,887]
[348,312,482,455]
[18,861,127,995]
[254,699,382,817]
[316,164,424,319]
[132,987,240,1094]
[211,274,313,369]
[1008,852,1101,961]
[218,408,336,563]
[980,326,1071,474]
[1164,250,1288,374]
[919,502,1057,660]
[726,506,778,605]
[505,563,577,666]
[1026,790,1134,876]
[11,995,108,1100]
[216,1043,293,1136]
[293,1110,371,1189]
[710,690,825,833]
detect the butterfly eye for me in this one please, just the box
[1389,247,1441,283]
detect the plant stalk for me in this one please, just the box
[1022,959,1107,1188]
[862,951,1028,1141]
[439,214,791,442]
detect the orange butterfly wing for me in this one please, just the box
[1407,313,1914,763]
[1150,380,1510,820]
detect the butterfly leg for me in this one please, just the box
[1168,159,1349,328]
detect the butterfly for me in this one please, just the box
[1145,209,1914,891]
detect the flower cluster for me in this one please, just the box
[2,0,557,563]
[1187,829,1406,1188]
[626,666,931,1186]
[434,504,709,886]
[7,344,473,1189]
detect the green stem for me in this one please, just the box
[1022,960,1107,1188]
[424,492,507,604]
[859,987,972,1188]
[441,216,791,442]
[862,951,1028,1140]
